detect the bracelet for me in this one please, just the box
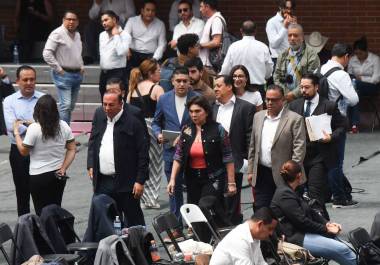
[14,132,20,136]
[228,182,236,186]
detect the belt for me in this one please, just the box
[101,67,125,74]
[62,67,81,73]
[100,173,116,178]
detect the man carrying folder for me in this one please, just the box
[289,73,347,216]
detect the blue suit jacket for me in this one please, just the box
[152,90,199,162]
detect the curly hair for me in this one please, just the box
[33,94,61,141]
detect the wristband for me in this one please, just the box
[228,182,236,186]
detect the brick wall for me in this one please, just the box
[1,0,380,53]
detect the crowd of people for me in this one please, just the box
[3,0,380,264]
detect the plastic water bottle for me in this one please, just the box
[113,216,122,236]
[13,45,20,64]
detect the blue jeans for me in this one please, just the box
[52,70,83,124]
[303,233,357,265]
[164,160,183,226]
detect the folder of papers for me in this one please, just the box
[305,113,332,142]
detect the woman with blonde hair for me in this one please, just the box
[128,58,165,209]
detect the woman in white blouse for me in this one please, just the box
[230,65,263,111]
[13,94,76,215]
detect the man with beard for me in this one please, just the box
[274,23,320,102]
[98,10,131,100]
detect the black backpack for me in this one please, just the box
[348,227,380,265]
[316,66,341,100]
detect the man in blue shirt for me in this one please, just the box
[3,65,44,216]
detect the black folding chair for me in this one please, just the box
[0,223,25,265]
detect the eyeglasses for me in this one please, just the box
[178,8,189,13]
[232,75,246,79]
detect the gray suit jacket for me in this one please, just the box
[247,108,306,186]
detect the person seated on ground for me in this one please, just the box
[209,207,277,265]
[347,36,380,133]
[270,160,357,265]
[230,65,263,111]
[167,95,236,207]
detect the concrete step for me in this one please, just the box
[2,64,101,84]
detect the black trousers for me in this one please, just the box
[9,144,30,216]
[95,174,145,227]
[99,67,128,101]
[125,50,153,82]
[254,165,277,210]
[29,170,66,216]
[224,172,243,225]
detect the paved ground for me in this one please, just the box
[0,132,379,264]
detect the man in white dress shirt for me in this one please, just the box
[266,0,297,65]
[210,207,277,265]
[220,20,273,98]
[99,10,131,101]
[169,0,204,49]
[125,0,166,75]
[84,0,136,63]
[169,0,201,32]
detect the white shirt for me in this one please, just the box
[259,109,284,168]
[210,222,267,265]
[172,16,205,41]
[216,95,236,134]
[23,121,74,175]
[169,0,201,31]
[238,91,263,107]
[304,93,319,115]
[88,0,136,25]
[220,36,273,84]
[99,109,123,175]
[124,15,166,60]
[175,95,187,123]
[199,12,224,67]
[266,12,289,59]
[348,52,380,84]
[99,27,131,70]
[320,60,359,116]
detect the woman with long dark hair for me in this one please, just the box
[13,94,76,215]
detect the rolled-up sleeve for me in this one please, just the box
[43,32,62,72]
[153,22,166,60]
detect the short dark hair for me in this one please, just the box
[241,20,256,35]
[279,160,302,183]
[143,0,157,8]
[216,75,234,87]
[178,0,192,10]
[184,57,204,71]
[230,65,251,91]
[301,73,319,86]
[277,0,296,9]
[16,65,36,79]
[106,77,125,91]
[100,10,119,22]
[63,10,78,19]
[266,84,284,96]
[353,36,368,52]
[331,43,353,57]
[200,0,218,10]
[187,95,213,122]
[172,66,189,78]
[177,34,199,55]
[251,207,277,225]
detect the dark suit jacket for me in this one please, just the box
[288,95,347,169]
[0,80,15,134]
[87,106,149,193]
[212,98,255,171]
[152,90,199,162]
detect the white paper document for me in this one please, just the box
[305,113,332,141]
[162,130,181,146]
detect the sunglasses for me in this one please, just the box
[178,8,189,13]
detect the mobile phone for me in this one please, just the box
[54,172,70,180]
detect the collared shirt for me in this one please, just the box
[348,52,380,84]
[3,90,44,144]
[99,109,123,175]
[209,222,267,265]
[216,95,236,134]
[88,0,136,25]
[168,0,201,31]
[321,60,359,116]
[220,36,273,84]
[286,47,303,91]
[175,94,187,124]
[172,16,205,41]
[200,12,224,67]
[304,93,319,115]
[43,25,84,72]
[99,27,131,70]
[259,108,284,167]
[124,15,166,60]
[266,12,289,58]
